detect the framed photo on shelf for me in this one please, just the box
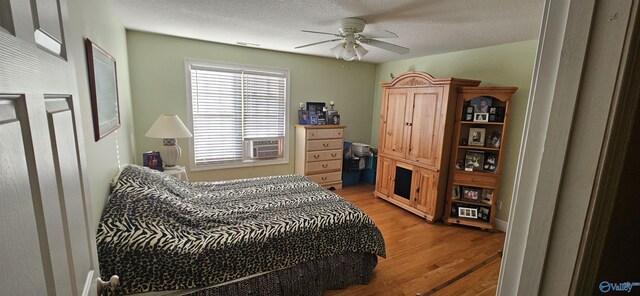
[478,207,490,221]
[482,189,494,204]
[306,102,326,113]
[474,112,489,122]
[468,128,486,146]
[483,153,497,172]
[452,185,461,200]
[465,106,475,114]
[459,207,478,219]
[487,131,501,148]
[464,150,485,172]
[469,96,492,113]
[464,113,474,121]
[298,110,310,125]
[462,186,482,202]
[143,151,163,171]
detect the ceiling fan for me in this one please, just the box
[295,17,410,61]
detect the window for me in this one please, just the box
[187,61,289,169]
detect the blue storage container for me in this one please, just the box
[365,155,378,170]
[342,171,361,187]
[361,169,376,185]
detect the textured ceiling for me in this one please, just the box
[110,0,545,63]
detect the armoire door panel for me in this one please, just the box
[407,88,443,167]
[376,157,394,196]
[382,90,409,158]
[415,169,438,216]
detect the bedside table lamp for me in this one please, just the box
[145,114,193,168]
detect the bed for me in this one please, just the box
[97,165,386,295]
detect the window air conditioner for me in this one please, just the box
[246,137,283,159]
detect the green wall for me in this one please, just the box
[372,40,538,222]
[67,0,136,226]
[126,31,377,182]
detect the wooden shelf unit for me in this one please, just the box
[444,87,517,230]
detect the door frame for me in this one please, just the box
[499,0,639,294]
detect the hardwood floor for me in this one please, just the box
[325,184,505,296]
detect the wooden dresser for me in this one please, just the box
[295,125,346,189]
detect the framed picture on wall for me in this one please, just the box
[85,38,121,142]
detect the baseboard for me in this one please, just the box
[495,218,508,232]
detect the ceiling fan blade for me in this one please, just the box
[363,39,410,55]
[358,30,398,39]
[295,38,343,49]
[301,30,343,38]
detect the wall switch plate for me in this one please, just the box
[497,200,503,210]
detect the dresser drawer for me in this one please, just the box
[307,128,343,139]
[306,149,342,162]
[307,171,342,184]
[307,139,343,151]
[306,159,341,174]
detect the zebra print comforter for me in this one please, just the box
[97,165,386,295]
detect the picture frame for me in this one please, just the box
[462,186,483,202]
[317,111,327,125]
[464,113,474,121]
[328,114,341,125]
[468,127,486,146]
[482,189,494,204]
[474,112,489,122]
[309,112,319,125]
[143,151,163,171]
[483,153,497,172]
[306,102,326,113]
[478,207,490,221]
[487,131,501,148]
[469,96,493,113]
[85,38,121,142]
[459,207,478,219]
[464,150,485,172]
[465,106,475,114]
[298,110,310,125]
[452,185,461,200]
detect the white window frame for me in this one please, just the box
[185,59,290,171]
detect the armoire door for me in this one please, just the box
[380,88,410,158]
[375,157,394,197]
[406,87,444,167]
[0,0,99,295]
[414,168,438,217]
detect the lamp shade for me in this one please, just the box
[145,114,193,139]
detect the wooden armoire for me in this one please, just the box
[374,72,480,222]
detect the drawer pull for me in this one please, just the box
[331,153,337,157]
[322,164,328,168]
[313,154,320,159]
[321,176,327,180]
[323,143,329,147]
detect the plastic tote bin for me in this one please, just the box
[365,155,378,170]
[342,170,361,187]
[360,169,376,185]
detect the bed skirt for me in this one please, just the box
[181,252,378,296]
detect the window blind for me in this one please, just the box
[189,64,287,166]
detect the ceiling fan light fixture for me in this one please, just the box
[355,43,368,60]
[343,42,357,61]
[330,43,344,59]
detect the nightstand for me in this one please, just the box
[163,166,188,181]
